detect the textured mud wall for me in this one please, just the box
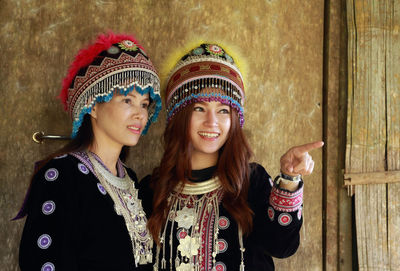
[0,1,324,270]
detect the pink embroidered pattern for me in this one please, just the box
[269,186,303,212]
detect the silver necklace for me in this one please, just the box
[88,152,153,266]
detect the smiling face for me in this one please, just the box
[90,89,150,151]
[189,101,232,169]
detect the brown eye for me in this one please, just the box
[194,106,204,112]
[219,108,230,114]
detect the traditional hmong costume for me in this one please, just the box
[18,32,161,271]
[142,43,303,271]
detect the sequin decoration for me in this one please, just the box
[192,47,205,55]
[42,201,56,215]
[176,229,188,240]
[214,262,226,271]
[97,183,107,195]
[206,44,224,56]
[107,45,120,54]
[118,40,138,51]
[78,163,89,175]
[41,262,55,271]
[278,213,292,226]
[37,234,52,249]
[224,53,234,63]
[297,206,302,220]
[218,216,230,230]
[45,168,58,182]
[218,239,228,253]
[268,207,275,221]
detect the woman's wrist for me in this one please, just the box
[275,172,302,192]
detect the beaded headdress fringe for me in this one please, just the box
[166,77,244,126]
[71,69,161,137]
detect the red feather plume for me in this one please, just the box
[58,31,145,111]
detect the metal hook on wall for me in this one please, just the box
[32,131,70,144]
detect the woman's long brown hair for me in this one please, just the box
[147,103,254,244]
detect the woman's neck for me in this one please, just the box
[191,152,218,170]
[88,143,121,176]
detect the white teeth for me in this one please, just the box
[128,126,139,131]
[198,132,219,138]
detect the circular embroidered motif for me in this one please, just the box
[268,207,275,221]
[78,163,89,175]
[119,40,138,51]
[97,183,107,195]
[206,44,224,56]
[214,262,226,271]
[218,216,230,230]
[54,154,67,159]
[44,168,58,182]
[107,45,120,54]
[37,234,52,249]
[297,207,302,220]
[42,201,56,215]
[176,229,188,240]
[41,262,55,271]
[278,213,292,226]
[218,239,228,253]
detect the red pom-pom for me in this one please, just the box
[58,31,145,111]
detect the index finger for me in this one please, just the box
[294,141,324,154]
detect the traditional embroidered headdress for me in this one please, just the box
[59,32,161,138]
[165,43,245,127]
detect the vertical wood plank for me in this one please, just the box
[386,1,400,269]
[346,0,393,270]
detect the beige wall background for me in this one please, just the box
[0,0,325,270]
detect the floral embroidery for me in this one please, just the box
[206,44,224,56]
[118,40,138,51]
[175,206,195,229]
[178,236,200,258]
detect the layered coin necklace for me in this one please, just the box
[88,152,153,266]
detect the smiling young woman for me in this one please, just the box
[16,32,161,271]
[141,43,323,271]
